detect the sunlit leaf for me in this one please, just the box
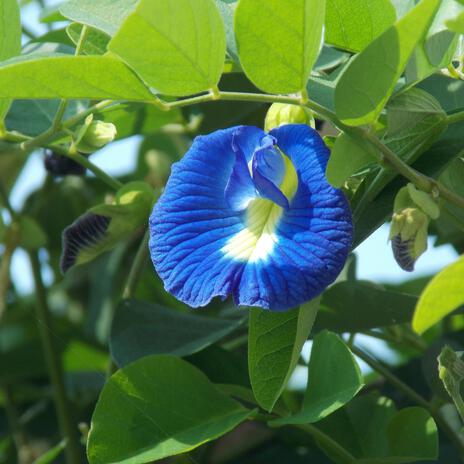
[413,255,464,334]
[325,0,396,52]
[87,355,253,463]
[0,0,21,123]
[235,0,325,94]
[335,0,441,126]
[0,55,154,100]
[109,0,226,96]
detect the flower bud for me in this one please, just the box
[389,208,429,272]
[389,184,440,271]
[75,115,117,153]
[265,103,315,132]
[44,150,86,177]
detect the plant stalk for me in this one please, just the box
[28,252,82,464]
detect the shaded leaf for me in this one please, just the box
[66,23,111,55]
[6,99,87,137]
[271,331,363,425]
[110,299,244,367]
[317,395,438,463]
[326,133,374,188]
[315,281,417,333]
[87,355,253,463]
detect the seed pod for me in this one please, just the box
[44,151,86,177]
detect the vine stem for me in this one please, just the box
[28,252,82,464]
[295,424,356,464]
[157,89,464,212]
[351,345,464,459]
[123,229,150,299]
[107,229,150,377]
[52,26,90,132]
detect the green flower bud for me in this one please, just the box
[389,183,440,271]
[264,103,315,132]
[75,115,117,153]
[389,207,429,271]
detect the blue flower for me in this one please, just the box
[149,124,352,311]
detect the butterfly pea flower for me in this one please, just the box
[149,124,353,311]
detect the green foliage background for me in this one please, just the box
[1,0,464,463]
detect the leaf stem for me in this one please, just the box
[122,229,150,299]
[295,423,356,464]
[67,147,122,191]
[52,26,90,132]
[351,344,464,459]
[28,251,82,464]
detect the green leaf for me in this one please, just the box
[0,55,153,101]
[325,0,397,53]
[32,441,66,464]
[62,340,108,372]
[39,5,67,24]
[335,0,441,126]
[17,216,48,250]
[0,0,21,124]
[66,23,110,55]
[109,0,226,97]
[61,182,155,272]
[447,11,464,33]
[95,103,182,141]
[60,0,138,36]
[314,281,418,333]
[6,100,88,137]
[317,395,438,463]
[272,331,363,426]
[248,299,319,412]
[326,133,374,188]
[87,355,253,463]
[413,255,464,334]
[351,87,447,226]
[235,0,325,94]
[387,407,438,462]
[110,299,244,367]
[406,0,462,84]
[216,0,239,63]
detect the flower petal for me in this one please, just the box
[231,125,353,310]
[149,125,352,311]
[224,149,257,211]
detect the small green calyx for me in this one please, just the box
[389,184,440,271]
[74,114,117,153]
[264,103,315,132]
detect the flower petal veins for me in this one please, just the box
[149,124,353,311]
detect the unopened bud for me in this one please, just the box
[75,115,117,153]
[389,208,429,272]
[265,103,315,132]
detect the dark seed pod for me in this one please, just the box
[60,212,111,273]
[391,235,415,272]
[44,151,86,177]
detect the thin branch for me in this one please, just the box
[29,252,82,464]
